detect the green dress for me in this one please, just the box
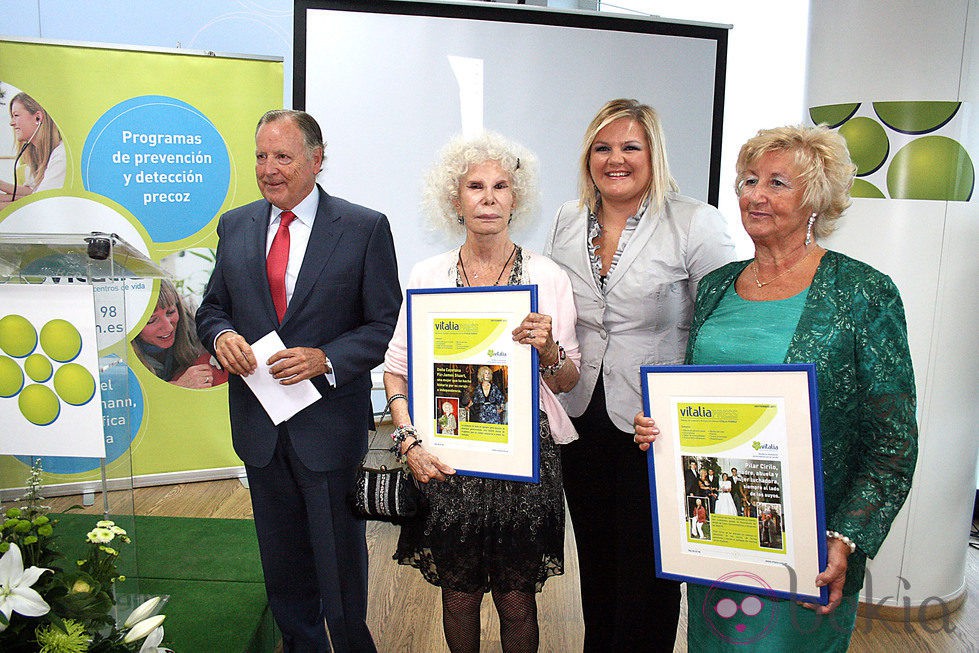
[684,251,918,652]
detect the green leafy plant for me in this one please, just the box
[0,461,172,652]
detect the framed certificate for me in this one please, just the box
[641,364,828,604]
[407,285,539,482]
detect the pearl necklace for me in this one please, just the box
[751,246,816,288]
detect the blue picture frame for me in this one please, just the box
[641,363,828,605]
[407,284,539,483]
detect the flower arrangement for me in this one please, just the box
[0,461,172,652]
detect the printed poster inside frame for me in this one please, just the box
[407,285,539,482]
[642,364,828,604]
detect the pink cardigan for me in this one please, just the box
[384,247,580,444]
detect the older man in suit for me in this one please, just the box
[684,459,700,498]
[197,109,400,652]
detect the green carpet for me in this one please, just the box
[131,516,265,583]
[51,513,275,652]
[138,578,277,653]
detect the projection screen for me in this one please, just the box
[296,0,728,281]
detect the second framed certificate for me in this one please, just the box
[642,364,828,604]
[407,285,539,482]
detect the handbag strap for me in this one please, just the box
[366,394,400,453]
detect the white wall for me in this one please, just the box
[808,0,978,609]
[300,4,725,285]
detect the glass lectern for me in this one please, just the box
[0,231,168,606]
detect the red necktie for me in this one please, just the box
[266,210,296,322]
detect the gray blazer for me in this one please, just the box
[544,194,735,431]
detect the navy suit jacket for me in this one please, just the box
[197,186,401,472]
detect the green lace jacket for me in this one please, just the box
[686,250,918,595]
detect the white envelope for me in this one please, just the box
[242,331,322,425]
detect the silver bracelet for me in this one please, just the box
[386,393,408,408]
[827,530,856,554]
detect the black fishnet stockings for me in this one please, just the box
[493,589,539,652]
[440,588,539,653]
[442,588,481,653]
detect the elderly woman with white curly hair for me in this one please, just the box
[383,131,581,652]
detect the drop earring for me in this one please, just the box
[806,213,816,246]
[457,214,465,225]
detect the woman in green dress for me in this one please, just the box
[635,124,918,651]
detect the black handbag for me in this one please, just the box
[349,401,425,522]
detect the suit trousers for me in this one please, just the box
[562,375,681,652]
[246,425,376,653]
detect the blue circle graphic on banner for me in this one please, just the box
[16,361,144,475]
[81,96,231,242]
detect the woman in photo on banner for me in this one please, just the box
[692,498,707,539]
[383,131,581,653]
[467,364,506,424]
[715,472,738,516]
[544,97,735,651]
[132,278,227,389]
[1,91,65,204]
[635,124,918,651]
[438,399,458,435]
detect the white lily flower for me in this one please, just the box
[139,625,173,653]
[124,614,166,643]
[0,543,51,632]
[124,595,162,627]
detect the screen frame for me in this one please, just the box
[294,0,728,207]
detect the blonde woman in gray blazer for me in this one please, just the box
[544,98,734,652]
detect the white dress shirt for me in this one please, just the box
[217,187,335,385]
[266,187,318,306]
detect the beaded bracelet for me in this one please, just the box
[398,438,423,465]
[539,343,567,376]
[390,424,417,450]
[827,530,856,554]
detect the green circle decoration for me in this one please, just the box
[838,117,889,176]
[39,319,83,363]
[887,136,975,201]
[0,356,24,398]
[874,101,960,134]
[809,103,860,128]
[18,384,60,426]
[0,315,38,358]
[24,354,53,383]
[851,178,886,199]
[53,363,96,406]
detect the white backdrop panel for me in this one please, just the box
[301,2,725,284]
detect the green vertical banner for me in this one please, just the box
[0,38,282,486]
